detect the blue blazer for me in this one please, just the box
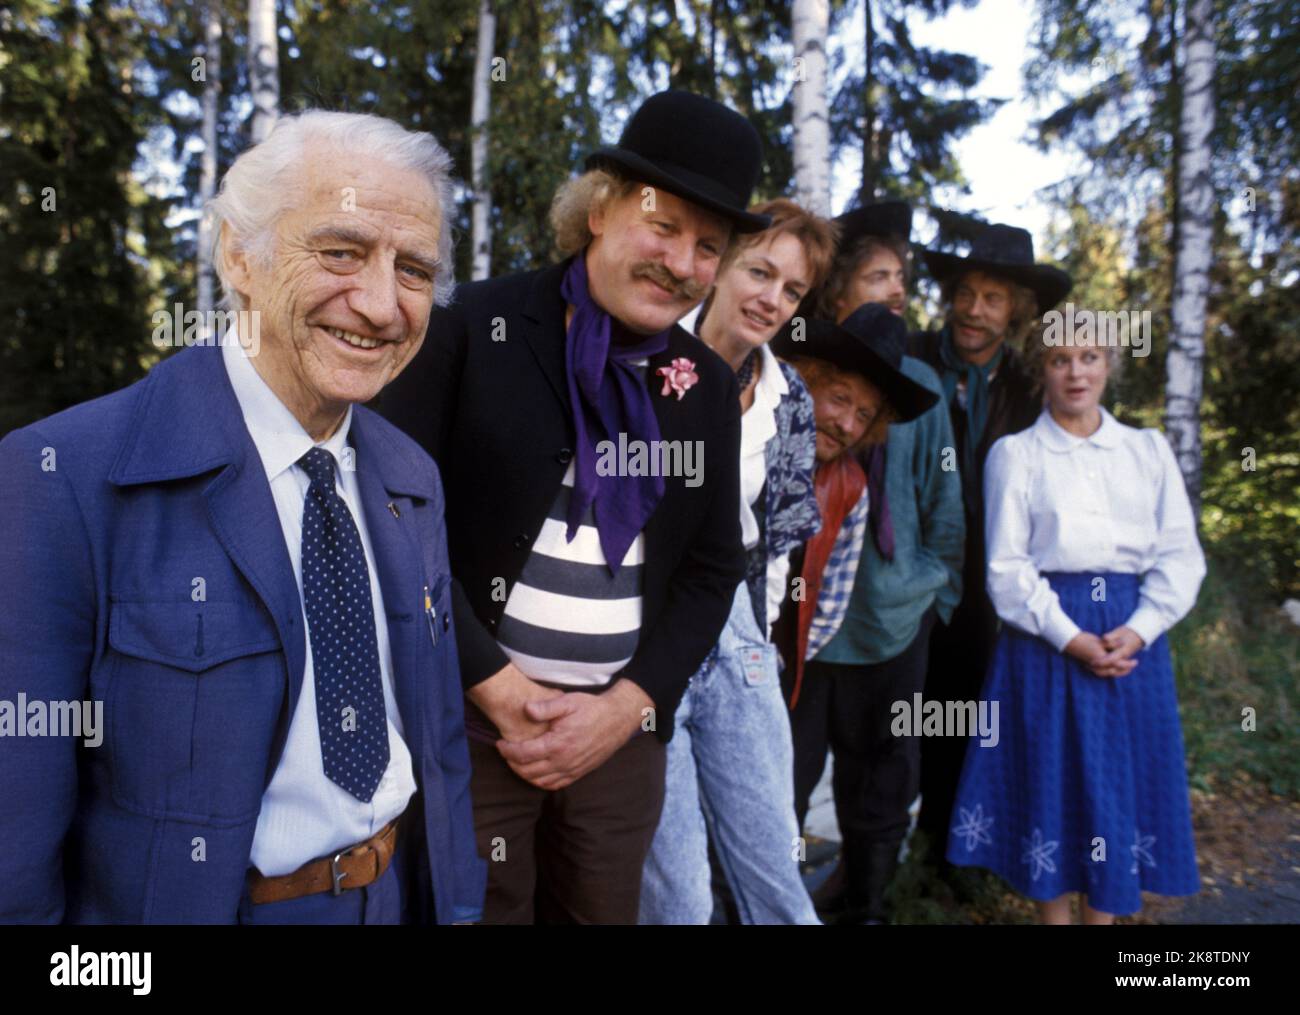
[0,343,486,923]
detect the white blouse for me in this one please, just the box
[741,344,795,635]
[983,407,1206,652]
[740,342,786,548]
[685,311,793,638]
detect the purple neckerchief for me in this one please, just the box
[560,254,670,574]
[865,442,895,561]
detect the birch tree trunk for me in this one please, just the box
[197,2,222,316]
[470,0,496,281]
[791,0,831,216]
[248,0,279,144]
[1166,0,1215,516]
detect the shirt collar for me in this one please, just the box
[754,342,788,403]
[222,335,353,482]
[1032,405,1123,453]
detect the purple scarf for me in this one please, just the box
[561,254,670,574]
[865,443,895,561]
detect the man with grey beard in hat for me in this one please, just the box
[380,90,770,923]
[908,222,1073,857]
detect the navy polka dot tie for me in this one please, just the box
[298,447,390,802]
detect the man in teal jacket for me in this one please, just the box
[796,202,964,924]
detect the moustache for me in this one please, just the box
[633,262,708,302]
[955,318,994,337]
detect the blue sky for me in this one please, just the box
[831,0,1069,251]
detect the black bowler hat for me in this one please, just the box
[771,303,939,422]
[585,90,770,233]
[834,199,913,249]
[922,222,1072,313]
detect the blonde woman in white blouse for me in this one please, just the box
[944,313,1206,924]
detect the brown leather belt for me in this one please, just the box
[247,817,401,905]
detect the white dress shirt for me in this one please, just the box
[222,339,416,877]
[984,407,1206,652]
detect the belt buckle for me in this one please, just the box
[330,846,357,897]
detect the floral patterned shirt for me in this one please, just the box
[744,359,821,634]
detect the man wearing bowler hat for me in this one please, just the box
[908,222,1073,854]
[799,201,966,922]
[379,90,768,923]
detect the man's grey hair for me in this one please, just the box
[209,110,457,310]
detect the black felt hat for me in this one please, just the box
[834,200,913,248]
[771,303,939,422]
[922,222,1072,313]
[585,90,770,233]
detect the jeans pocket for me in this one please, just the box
[739,642,778,687]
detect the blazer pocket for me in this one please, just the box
[420,572,455,744]
[106,599,286,826]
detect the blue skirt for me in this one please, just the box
[945,572,1199,915]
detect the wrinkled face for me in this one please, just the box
[834,247,906,322]
[948,270,1015,364]
[806,366,884,463]
[585,184,732,335]
[1043,342,1109,417]
[709,232,812,351]
[224,144,443,435]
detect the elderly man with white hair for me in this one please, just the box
[0,111,485,924]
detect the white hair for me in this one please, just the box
[209,110,457,310]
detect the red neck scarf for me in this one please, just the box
[789,452,867,708]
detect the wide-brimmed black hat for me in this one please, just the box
[771,303,939,422]
[922,222,1072,313]
[585,90,770,233]
[834,199,912,249]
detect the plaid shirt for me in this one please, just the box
[806,488,869,661]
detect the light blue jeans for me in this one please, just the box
[639,582,820,925]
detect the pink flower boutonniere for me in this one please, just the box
[656,357,699,400]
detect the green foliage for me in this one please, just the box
[1025,0,1299,602]
[1170,554,1299,799]
[830,0,1001,207]
[0,0,185,435]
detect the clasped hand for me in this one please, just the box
[467,663,652,791]
[1064,625,1145,677]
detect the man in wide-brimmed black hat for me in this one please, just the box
[797,201,966,923]
[380,90,767,923]
[769,303,939,923]
[817,199,914,320]
[908,221,1073,856]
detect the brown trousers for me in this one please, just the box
[469,730,667,924]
